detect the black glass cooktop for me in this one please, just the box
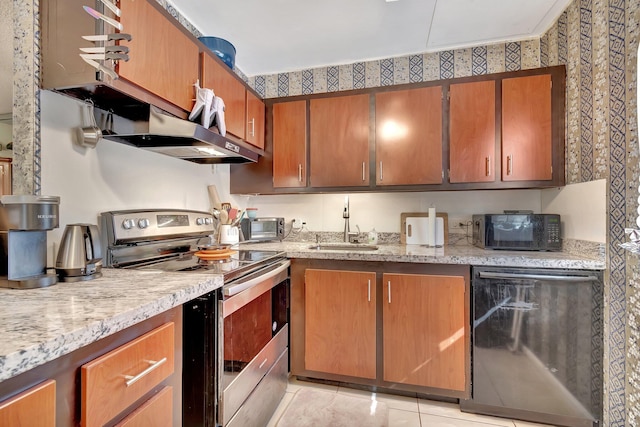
[134,249,286,282]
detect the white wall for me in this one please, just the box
[541,179,607,243]
[247,190,543,233]
[40,91,230,260]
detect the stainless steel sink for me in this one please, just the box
[307,244,379,251]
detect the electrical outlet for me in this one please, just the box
[292,218,304,230]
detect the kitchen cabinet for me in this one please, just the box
[201,53,265,149]
[304,269,376,379]
[309,95,370,187]
[82,322,175,427]
[449,80,496,183]
[501,74,553,181]
[246,91,266,149]
[230,65,565,194]
[382,273,466,391]
[114,386,172,427]
[201,53,247,140]
[0,379,56,426]
[118,0,199,112]
[375,87,443,185]
[290,259,470,398]
[0,307,182,427]
[273,100,307,188]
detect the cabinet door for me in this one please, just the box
[449,80,496,183]
[309,95,370,187]
[114,386,172,427]
[383,273,466,391]
[502,74,552,181]
[118,0,199,112]
[375,87,443,185]
[0,380,55,427]
[246,91,265,149]
[201,53,247,139]
[273,101,307,188]
[82,322,175,427]
[305,269,376,379]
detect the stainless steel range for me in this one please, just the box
[100,209,290,427]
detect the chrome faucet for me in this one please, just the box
[343,196,350,242]
[343,196,360,243]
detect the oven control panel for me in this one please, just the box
[101,209,215,244]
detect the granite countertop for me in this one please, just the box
[239,241,606,270]
[0,268,223,382]
[0,241,604,384]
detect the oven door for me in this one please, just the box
[218,259,290,427]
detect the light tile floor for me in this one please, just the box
[267,377,556,427]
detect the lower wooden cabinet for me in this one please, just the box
[0,379,56,427]
[291,259,470,398]
[115,386,173,427]
[82,322,175,427]
[305,269,376,379]
[382,273,466,391]
[0,307,182,427]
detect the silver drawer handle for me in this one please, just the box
[362,162,366,181]
[259,358,269,369]
[124,357,167,387]
[387,280,391,304]
[298,164,303,182]
[367,279,371,302]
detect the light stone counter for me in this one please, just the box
[239,241,606,270]
[0,242,603,383]
[0,268,223,382]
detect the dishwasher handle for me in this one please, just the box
[478,271,599,282]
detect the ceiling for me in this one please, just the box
[170,0,572,77]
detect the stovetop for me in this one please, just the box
[132,249,286,282]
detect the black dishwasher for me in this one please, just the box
[461,266,603,427]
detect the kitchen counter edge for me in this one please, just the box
[0,268,223,382]
[242,241,606,270]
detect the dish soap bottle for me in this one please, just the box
[368,228,378,245]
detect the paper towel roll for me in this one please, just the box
[428,207,436,247]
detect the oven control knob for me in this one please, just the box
[196,217,205,226]
[137,218,150,229]
[204,217,213,225]
[122,219,134,230]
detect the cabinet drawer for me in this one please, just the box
[81,322,175,427]
[0,380,55,427]
[114,386,173,427]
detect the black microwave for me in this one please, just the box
[240,217,285,241]
[472,213,561,251]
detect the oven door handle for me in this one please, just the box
[224,260,290,296]
[478,271,599,282]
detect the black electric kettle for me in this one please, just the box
[55,224,103,282]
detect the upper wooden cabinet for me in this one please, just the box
[201,53,247,140]
[304,269,377,379]
[0,380,56,427]
[375,87,443,185]
[202,53,265,149]
[383,273,466,391]
[310,95,370,187]
[246,91,266,149]
[118,0,199,112]
[501,74,553,181]
[231,65,565,195]
[273,101,307,188]
[449,80,496,183]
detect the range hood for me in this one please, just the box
[98,105,260,164]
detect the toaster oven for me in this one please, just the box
[240,217,285,242]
